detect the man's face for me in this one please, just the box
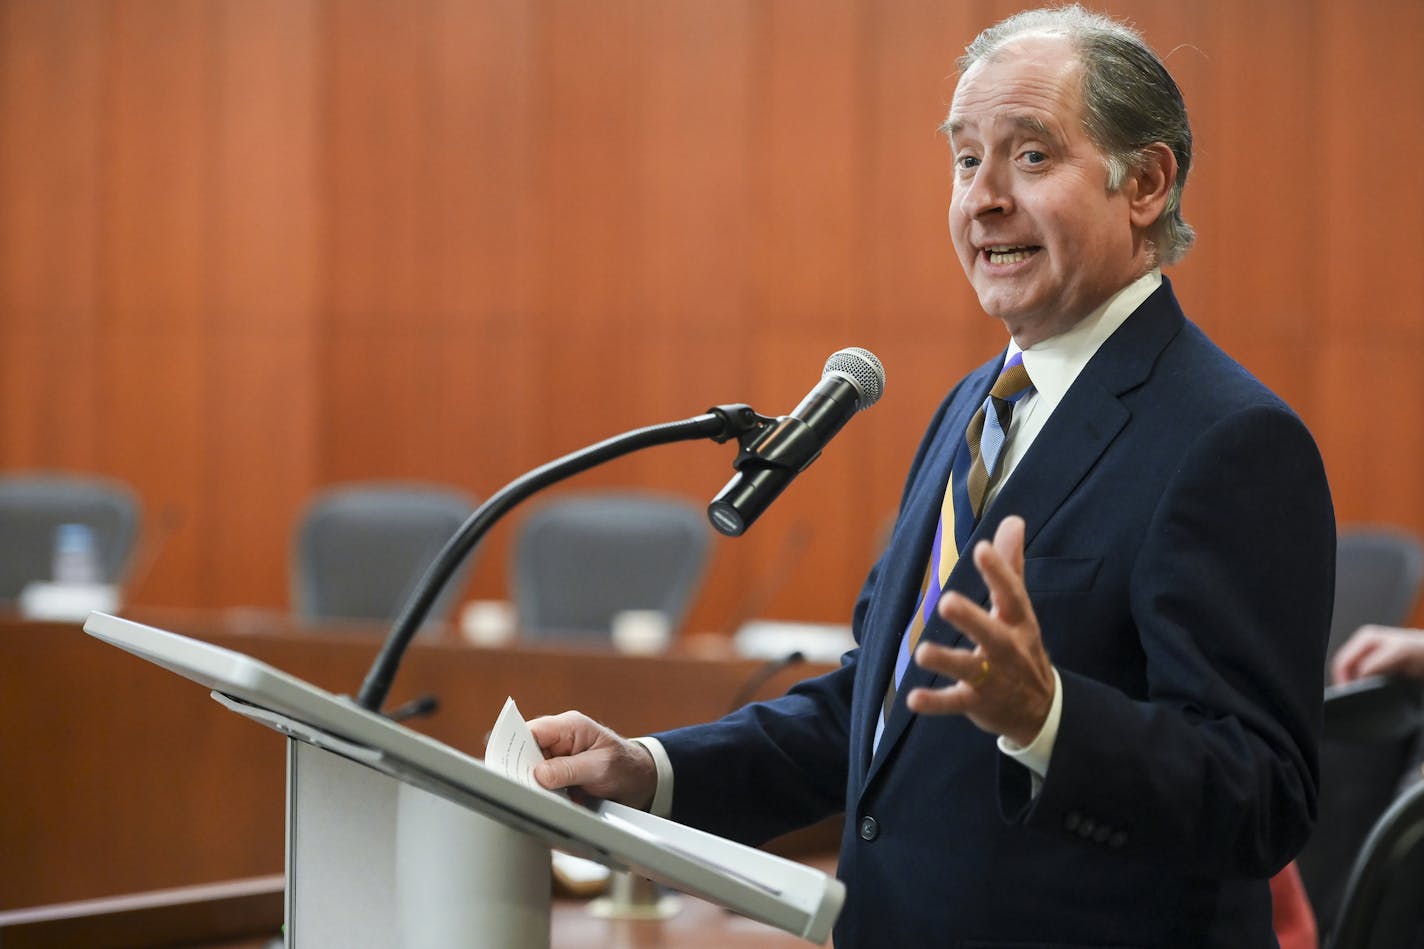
[946,34,1147,346]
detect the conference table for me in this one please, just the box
[0,609,842,947]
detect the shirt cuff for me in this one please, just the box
[630,736,674,818]
[996,666,1062,783]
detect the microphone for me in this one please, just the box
[708,347,885,537]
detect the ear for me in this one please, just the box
[1126,142,1177,231]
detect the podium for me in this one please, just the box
[83,612,844,948]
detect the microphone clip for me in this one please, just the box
[705,403,774,445]
[727,415,824,477]
[705,403,821,475]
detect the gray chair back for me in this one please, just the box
[0,472,141,600]
[1328,528,1424,674]
[513,492,711,639]
[293,482,475,625]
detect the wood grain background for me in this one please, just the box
[3,0,1421,634]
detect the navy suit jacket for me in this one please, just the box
[656,279,1336,948]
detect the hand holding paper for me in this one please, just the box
[485,697,568,801]
[526,708,659,811]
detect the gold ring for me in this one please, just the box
[969,658,991,688]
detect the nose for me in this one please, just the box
[956,158,1012,219]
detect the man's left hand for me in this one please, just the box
[906,515,1056,746]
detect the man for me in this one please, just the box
[531,7,1335,946]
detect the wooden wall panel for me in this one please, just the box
[0,330,103,469]
[0,2,105,316]
[100,0,210,323]
[0,2,106,468]
[1196,5,1315,336]
[1314,0,1424,562]
[96,331,208,604]
[90,1,213,605]
[745,0,862,338]
[425,0,537,324]
[5,0,1424,629]
[1319,343,1424,530]
[202,0,321,607]
[322,0,439,323]
[205,0,321,330]
[202,332,319,606]
[529,0,646,453]
[635,2,755,337]
[1318,0,1424,345]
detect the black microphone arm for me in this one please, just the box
[355,347,884,714]
[356,404,766,713]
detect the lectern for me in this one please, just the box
[84,612,844,948]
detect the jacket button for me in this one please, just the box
[859,816,880,841]
[1108,830,1127,849]
[1064,811,1081,833]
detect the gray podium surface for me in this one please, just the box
[83,612,843,948]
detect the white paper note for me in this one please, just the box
[485,696,566,801]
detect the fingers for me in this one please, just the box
[910,639,988,688]
[938,516,1029,642]
[533,748,601,792]
[905,641,987,715]
[1331,631,1380,684]
[976,516,1030,625]
[1330,625,1412,684]
[993,514,1026,577]
[527,710,599,758]
[905,683,974,716]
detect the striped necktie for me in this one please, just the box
[964,352,1034,519]
[873,353,1034,751]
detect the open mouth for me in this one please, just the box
[983,245,1040,265]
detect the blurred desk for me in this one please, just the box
[0,608,839,915]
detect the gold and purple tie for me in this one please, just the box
[964,351,1034,519]
[873,353,1034,751]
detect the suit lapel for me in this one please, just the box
[861,281,1186,789]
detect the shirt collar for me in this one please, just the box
[1006,269,1161,406]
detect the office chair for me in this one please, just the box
[292,482,476,626]
[0,472,142,600]
[512,491,711,639]
[1327,772,1424,949]
[1298,527,1424,931]
[1326,527,1424,680]
[1301,675,1424,940]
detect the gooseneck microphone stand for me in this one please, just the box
[355,403,770,714]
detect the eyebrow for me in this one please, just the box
[941,113,1054,141]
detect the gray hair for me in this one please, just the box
[953,5,1195,265]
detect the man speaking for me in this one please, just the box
[531,6,1335,946]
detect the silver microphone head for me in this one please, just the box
[823,347,885,411]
